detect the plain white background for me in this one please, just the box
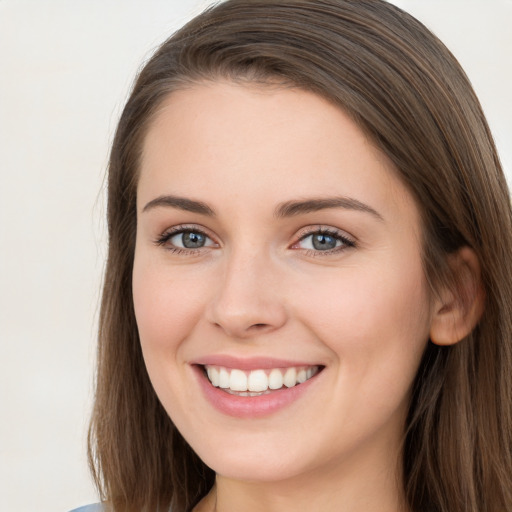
[0,1,510,511]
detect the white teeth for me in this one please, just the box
[230,369,248,391]
[207,366,219,387]
[204,364,320,394]
[248,369,268,392]
[218,367,230,388]
[297,368,307,383]
[268,368,283,390]
[283,367,297,388]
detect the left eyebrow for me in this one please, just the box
[274,196,384,221]
[142,195,215,216]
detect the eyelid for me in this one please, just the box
[291,225,356,254]
[154,224,219,251]
[153,223,355,256]
[294,224,355,242]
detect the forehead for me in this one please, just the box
[138,81,419,229]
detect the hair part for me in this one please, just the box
[88,1,512,511]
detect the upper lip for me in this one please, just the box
[192,355,322,371]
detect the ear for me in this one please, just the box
[429,246,485,346]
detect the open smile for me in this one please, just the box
[203,364,322,396]
[193,361,325,418]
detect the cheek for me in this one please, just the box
[132,258,210,423]
[132,257,206,357]
[295,257,431,382]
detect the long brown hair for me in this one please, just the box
[88,1,512,511]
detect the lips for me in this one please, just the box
[192,357,324,418]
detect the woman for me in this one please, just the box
[76,1,512,511]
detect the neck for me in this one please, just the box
[195,444,408,512]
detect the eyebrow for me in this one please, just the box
[142,194,383,221]
[274,197,384,221]
[142,195,215,216]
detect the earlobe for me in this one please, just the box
[429,247,485,346]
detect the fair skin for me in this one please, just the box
[132,81,475,512]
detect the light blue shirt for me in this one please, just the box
[69,505,103,512]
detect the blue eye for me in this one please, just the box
[155,227,216,252]
[296,229,354,253]
[310,233,339,250]
[171,231,208,249]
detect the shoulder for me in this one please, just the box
[68,505,104,512]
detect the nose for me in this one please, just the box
[206,248,288,339]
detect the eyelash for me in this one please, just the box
[154,225,356,257]
[154,225,215,255]
[294,227,356,256]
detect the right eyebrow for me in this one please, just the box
[274,196,384,221]
[142,195,215,216]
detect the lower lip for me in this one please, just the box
[193,365,321,418]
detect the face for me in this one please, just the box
[133,81,433,484]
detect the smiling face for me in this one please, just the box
[132,81,433,487]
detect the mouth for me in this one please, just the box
[201,364,323,397]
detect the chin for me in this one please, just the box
[205,454,302,483]
[184,431,303,482]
